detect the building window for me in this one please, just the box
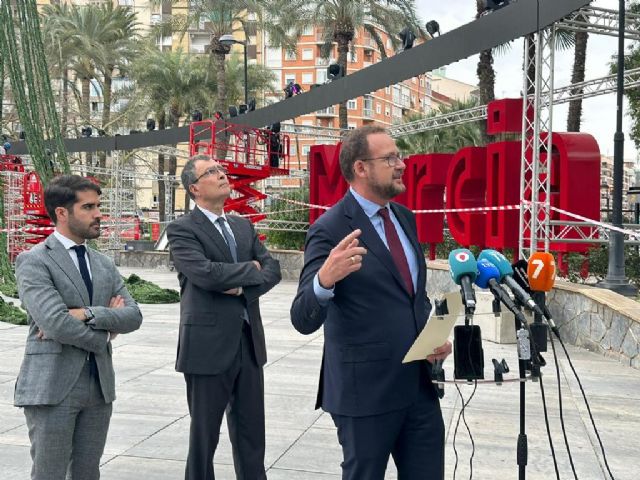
[376,103,381,115]
[302,48,313,61]
[348,123,356,130]
[302,72,314,84]
[347,99,357,110]
[302,145,311,156]
[350,51,357,63]
[285,49,297,61]
[316,69,327,84]
[284,73,296,86]
[385,106,390,116]
[302,25,314,36]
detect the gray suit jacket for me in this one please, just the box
[167,207,281,375]
[14,235,142,406]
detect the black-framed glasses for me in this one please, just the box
[194,165,228,183]
[361,153,405,167]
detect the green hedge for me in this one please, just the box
[264,185,309,251]
[124,274,180,304]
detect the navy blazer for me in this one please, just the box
[290,191,433,417]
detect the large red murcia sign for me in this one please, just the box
[309,99,601,255]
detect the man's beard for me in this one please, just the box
[369,174,406,200]
[68,216,101,240]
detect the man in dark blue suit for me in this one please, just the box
[291,125,452,479]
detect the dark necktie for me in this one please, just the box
[378,207,414,296]
[71,244,98,377]
[71,245,93,304]
[216,217,249,324]
[216,217,237,262]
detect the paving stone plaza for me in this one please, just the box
[1,267,639,479]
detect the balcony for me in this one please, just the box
[362,37,377,50]
[315,106,336,117]
[363,108,374,119]
[316,57,331,66]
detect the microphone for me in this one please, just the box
[477,250,544,317]
[448,249,477,313]
[475,259,527,325]
[527,252,559,333]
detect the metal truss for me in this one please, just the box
[557,6,640,41]
[389,106,488,138]
[254,219,309,233]
[519,27,556,258]
[550,221,640,245]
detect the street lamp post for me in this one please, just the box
[219,34,248,105]
[597,0,638,296]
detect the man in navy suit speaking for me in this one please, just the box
[291,125,451,479]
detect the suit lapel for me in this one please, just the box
[45,235,91,305]
[191,207,234,262]
[343,192,409,296]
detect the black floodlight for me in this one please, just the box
[398,27,416,51]
[146,118,156,131]
[191,110,203,122]
[426,20,440,37]
[238,104,248,114]
[327,63,344,80]
[229,105,238,117]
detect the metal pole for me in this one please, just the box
[243,42,248,105]
[598,0,638,296]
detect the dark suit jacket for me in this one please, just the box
[167,207,281,375]
[290,191,433,417]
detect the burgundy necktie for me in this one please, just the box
[378,207,414,296]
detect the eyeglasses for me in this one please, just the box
[194,165,228,183]
[361,153,405,167]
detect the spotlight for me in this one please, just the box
[398,27,415,51]
[19,131,26,140]
[283,82,303,98]
[238,104,248,114]
[327,63,344,81]
[426,20,440,37]
[247,98,256,112]
[214,111,224,120]
[482,0,510,12]
[229,106,238,117]
[270,122,281,134]
[129,129,141,134]
[191,110,202,122]
[81,126,92,137]
[146,118,156,131]
[97,129,106,136]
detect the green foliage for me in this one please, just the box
[395,99,484,155]
[562,245,640,288]
[124,274,180,304]
[0,281,18,298]
[264,186,309,250]
[0,297,27,325]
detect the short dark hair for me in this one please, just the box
[339,125,387,182]
[44,175,102,223]
[182,154,212,200]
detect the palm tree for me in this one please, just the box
[395,99,483,155]
[566,13,589,132]
[263,0,423,129]
[160,0,263,114]
[130,47,210,219]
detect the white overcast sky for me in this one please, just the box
[414,0,639,162]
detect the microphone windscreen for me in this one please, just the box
[528,252,556,292]
[478,249,513,280]
[511,259,531,292]
[475,259,501,289]
[448,249,478,284]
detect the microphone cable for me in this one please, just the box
[550,327,617,480]
[452,380,478,480]
[538,373,561,480]
[548,328,579,479]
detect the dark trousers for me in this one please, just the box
[184,324,266,480]
[331,380,445,480]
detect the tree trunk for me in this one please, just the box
[567,27,588,132]
[476,1,495,145]
[168,106,180,217]
[157,111,166,222]
[337,39,349,131]
[211,47,229,160]
[61,68,69,135]
[81,76,92,166]
[102,70,112,130]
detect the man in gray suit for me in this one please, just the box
[14,174,143,480]
[167,154,281,480]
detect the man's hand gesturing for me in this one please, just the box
[317,229,367,289]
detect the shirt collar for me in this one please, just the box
[197,205,226,225]
[349,187,389,220]
[53,229,87,250]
